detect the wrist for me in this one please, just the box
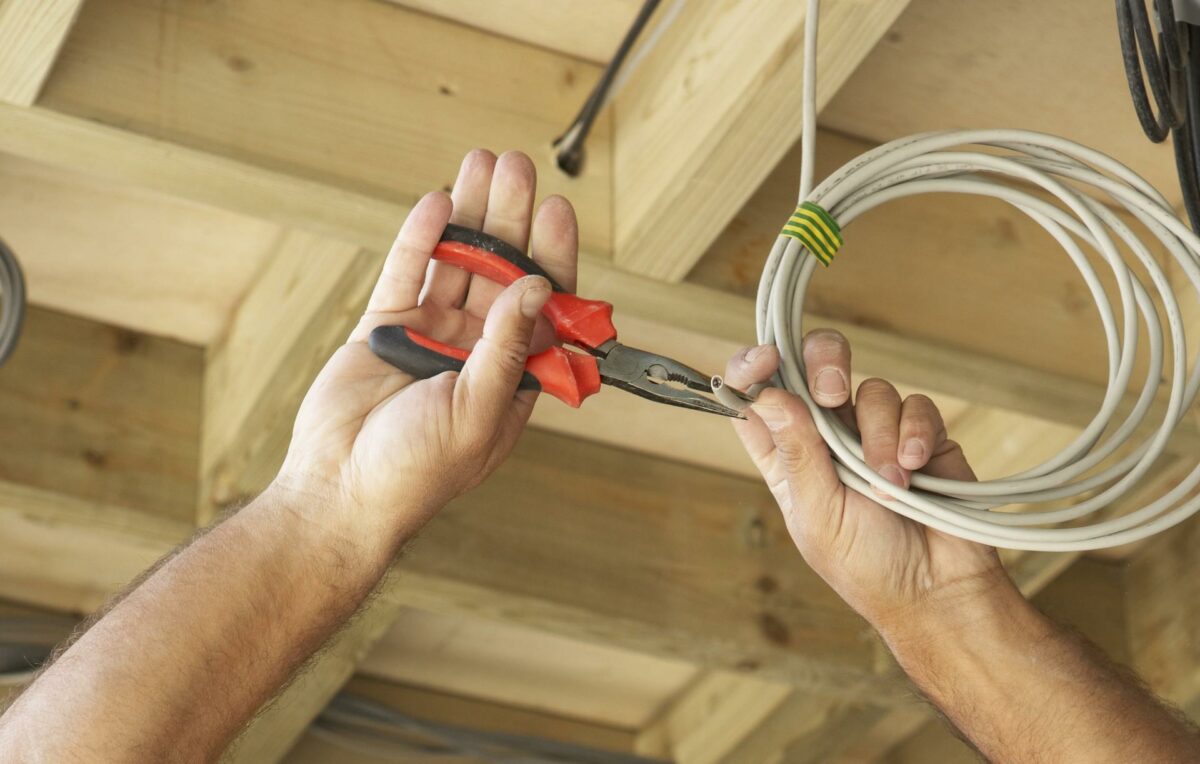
[263,471,410,567]
[874,566,1041,660]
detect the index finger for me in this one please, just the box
[348,192,452,343]
[366,192,452,316]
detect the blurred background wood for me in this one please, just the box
[0,0,1196,761]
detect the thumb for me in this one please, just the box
[456,275,552,430]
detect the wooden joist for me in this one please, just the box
[287,675,647,761]
[0,306,201,527]
[39,0,613,256]
[200,231,377,524]
[611,0,910,282]
[0,0,83,106]
[2,102,1183,457]
[384,0,643,65]
[0,154,282,346]
[1125,514,1200,718]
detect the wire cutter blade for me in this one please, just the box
[595,341,745,418]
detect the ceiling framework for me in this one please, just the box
[1,0,1198,762]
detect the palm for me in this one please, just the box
[279,150,578,537]
[820,450,1004,627]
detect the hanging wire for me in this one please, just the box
[0,237,26,367]
[1116,0,1200,229]
[552,0,665,176]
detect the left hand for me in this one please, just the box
[724,333,1007,631]
[276,150,579,546]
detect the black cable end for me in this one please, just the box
[554,142,586,177]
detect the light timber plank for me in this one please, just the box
[612,0,909,281]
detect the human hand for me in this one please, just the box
[724,331,1011,631]
[277,150,578,547]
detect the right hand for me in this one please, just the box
[724,331,1013,631]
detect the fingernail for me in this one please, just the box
[744,344,770,364]
[519,278,551,318]
[879,465,905,487]
[752,403,786,431]
[902,439,926,462]
[814,369,846,399]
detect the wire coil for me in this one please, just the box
[749,0,1200,551]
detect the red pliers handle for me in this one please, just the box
[368,224,616,407]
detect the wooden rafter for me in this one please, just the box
[611,0,910,281]
[0,0,83,106]
[1,102,1182,453]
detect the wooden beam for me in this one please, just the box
[1125,513,1200,716]
[360,607,697,730]
[0,306,201,528]
[634,672,793,763]
[0,153,282,345]
[39,0,613,255]
[200,231,376,524]
[611,0,909,281]
[0,104,1183,452]
[0,0,82,105]
[286,674,646,760]
[819,0,1181,209]
[0,481,188,614]
[0,303,195,619]
[383,0,643,65]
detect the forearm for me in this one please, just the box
[0,482,404,762]
[878,572,1200,763]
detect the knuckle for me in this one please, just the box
[938,438,965,458]
[773,437,810,469]
[862,431,898,452]
[492,337,530,372]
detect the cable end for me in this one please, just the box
[711,375,758,414]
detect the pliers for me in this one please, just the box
[369,224,745,418]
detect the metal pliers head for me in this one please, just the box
[595,341,746,418]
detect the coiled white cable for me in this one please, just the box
[736,0,1200,551]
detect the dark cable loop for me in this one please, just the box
[1117,0,1184,140]
[1117,0,1200,230]
[0,237,25,367]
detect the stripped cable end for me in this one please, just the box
[710,375,759,414]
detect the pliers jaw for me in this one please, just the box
[595,341,747,419]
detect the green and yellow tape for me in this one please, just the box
[781,201,843,266]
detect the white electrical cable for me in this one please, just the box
[733,0,1200,551]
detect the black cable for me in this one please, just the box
[0,237,25,368]
[1181,22,1200,230]
[1117,0,1182,141]
[1116,0,1200,231]
[553,0,661,176]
